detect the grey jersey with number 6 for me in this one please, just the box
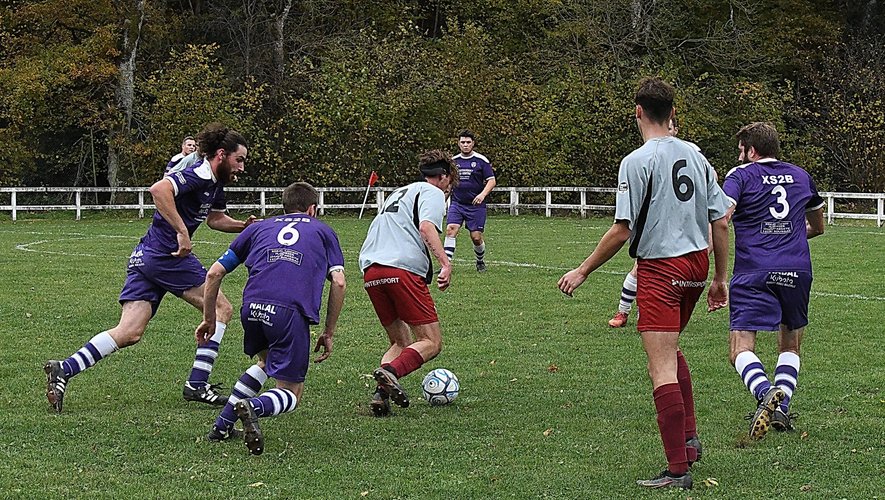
[614,136,729,259]
[359,182,446,279]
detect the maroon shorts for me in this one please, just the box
[636,249,709,333]
[363,264,438,326]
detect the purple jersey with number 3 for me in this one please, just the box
[723,158,824,274]
[226,215,345,324]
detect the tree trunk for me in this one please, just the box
[273,0,294,83]
[107,0,145,195]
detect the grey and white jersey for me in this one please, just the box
[614,136,729,259]
[359,182,446,280]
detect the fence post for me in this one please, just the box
[827,195,834,225]
[75,191,81,221]
[580,189,587,218]
[376,190,385,213]
[510,188,518,216]
[545,189,552,217]
[138,190,145,218]
[11,190,16,222]
[878,196,883,228]
[260,190,266,217]
[318,190,325,216]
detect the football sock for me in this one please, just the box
[386,347,424,378]
[444,237,456,260]
[774,351,800,413]
[214,364,267,431]
[188,322,225,387]
[618,272,638,313]
[62,331,119,378]
[735,351,772,402]
[653,383,689,476]
[676,351,697,434]
[473,242,485,262]
[250,388,298,418]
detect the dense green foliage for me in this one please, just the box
[0,1,883,190]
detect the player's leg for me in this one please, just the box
[45,300,153,413]
[772,326,803,431]
[364,265,411,415]
[609,262,638,328]
[180,285,234,405]
[466,205,488,272]
[444,203,465,261]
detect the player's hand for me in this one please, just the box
[437,265,452,291]
[707,279,728,312]
[558,269,587,297]
[313,333,333,363]
[243,215,260,228]
[472,194,485,205]
[194,320,215,345]
[172,232,192,257]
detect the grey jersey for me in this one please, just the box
[614,136,729,259]
[359,182,446,280]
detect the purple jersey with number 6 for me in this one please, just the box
[723,158,824,274]
[224,214,345,324]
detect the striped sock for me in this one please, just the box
[214,364,267,432]
[774,352,800,413]
[618,272,638,313]
[62,331,119,378]
[250,388,298,418]
[188,322,225,387]
[474,242,485,262]
[735,351,772,402]
[444,237,456,260]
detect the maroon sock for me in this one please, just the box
[677,350,698,440]
[653,383,689,475]
[387,347,425,379]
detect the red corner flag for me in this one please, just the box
[360,171,379,219]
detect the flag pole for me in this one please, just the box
[359,171,378,220]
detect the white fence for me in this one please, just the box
[0,186,882,226]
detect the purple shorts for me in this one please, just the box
[241,302,310,383]
[447,201,487,232]
[119,244,207,316]
[729,271,813,331]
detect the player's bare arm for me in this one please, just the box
[195,261,228,344]
[149,178,192,257]
[206,211,260,233]
[558,221,631,296]
[806,207,825,239]
[706,216,729,312]
[473,177,497,205]
[419,220,452,290]
[315,269,345,363]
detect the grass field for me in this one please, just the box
[0,213,882,499]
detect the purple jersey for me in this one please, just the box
[452,152,495,205]
[141,158,226,254]
[224,214,345,324]
[723,158,824,274]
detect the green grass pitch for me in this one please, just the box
[0,213,882,498]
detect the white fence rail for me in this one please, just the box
[0,186,882,226]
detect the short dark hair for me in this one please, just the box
[635,77,675,125]
[735,122,780,158]
[418,149,458,188]
[182,135,194,143]
[196,123,248,158]
[458,129,476,141]
[282,182,319,213]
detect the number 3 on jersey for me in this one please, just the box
[769,185,790,219]
[277,222,300,245]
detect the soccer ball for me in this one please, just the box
[421,368,460,406]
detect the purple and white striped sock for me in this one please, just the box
[188,322,225,387]
[774,352,800,413]
[735,351,772,402]
[249,388,298,418]
[214,364,267,431]
[61,331,119,378]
